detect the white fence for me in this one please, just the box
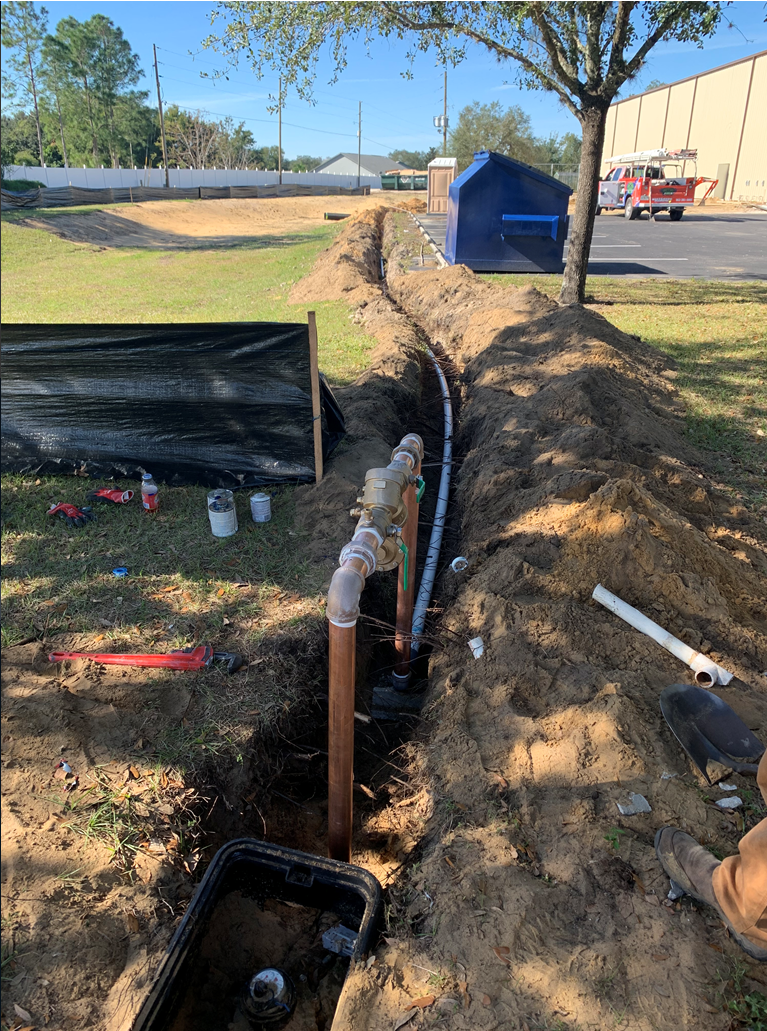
[8,165,382,190]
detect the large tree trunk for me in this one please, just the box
[559,104,609,305]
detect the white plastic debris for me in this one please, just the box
[718,782,737,791]
[715,796,743,809]
[616,792,652,816]
[661,771,679,780]
[322,924,358,957]
[468,636,484,659]
[450,556,469,573]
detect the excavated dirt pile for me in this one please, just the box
[331,220,767,1031]
[291,207,426,577]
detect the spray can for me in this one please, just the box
[208,489,238,538]
[141,473,159,512]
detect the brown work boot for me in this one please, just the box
[655,827,767,962]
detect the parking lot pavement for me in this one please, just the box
[415,211,767,280]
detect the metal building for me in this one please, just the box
[602,50,766,203]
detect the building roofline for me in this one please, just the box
[610,48,766,107]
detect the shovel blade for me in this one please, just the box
[660,684,764,783]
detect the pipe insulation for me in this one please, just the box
[592,584,733,688]
[410,348,453,661]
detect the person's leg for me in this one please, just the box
[655,751,767,961]
[711,751,767,948]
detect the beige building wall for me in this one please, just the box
[602,50,766,203]
[730,53,767,202]
[661,78,696,150]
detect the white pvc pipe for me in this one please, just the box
[592,584,733,688]
[410,348,453,662]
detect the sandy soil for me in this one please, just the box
[18,195,426,250]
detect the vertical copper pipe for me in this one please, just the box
[328,621,356,862]
[394,478,419,677]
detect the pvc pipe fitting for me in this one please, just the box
[327,565,366,628]
[592,584,733,687]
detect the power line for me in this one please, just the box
[161,97,358,139]
[156,47,432,142]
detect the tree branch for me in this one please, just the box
[606,0,637,84]
[377,1,582,117]
[624,10,683,78]
[529,6,583,96]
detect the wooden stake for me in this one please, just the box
[307,311,323,483]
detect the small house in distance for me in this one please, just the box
[314,154,408,177]
[427,157,458,213]
[444,150,572,273]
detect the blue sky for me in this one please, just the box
[18,1,767,160]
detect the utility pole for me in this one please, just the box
[357,101,362,187]
[443,67,448,156]
[153,44,170,188]
[278,76,283,184]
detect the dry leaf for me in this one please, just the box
[444,856,455,868]
[406,996,435,1010]
[217,588,225,597]
[126,912,140,933]
[458,981,470,1007]
[162,585,181,593]
[94,634,105,643]
[222,617,231,625]
[493,945,510,957]
[160,770,168,788]
[632,872,647,893]
[393,1012,417,1030]
[13,1004,33,1022]
[482,995,492,1007]
[651,954,668,961]
[129,766,140,779]
[184,849,202,874]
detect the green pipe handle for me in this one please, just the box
[398,539,409,591]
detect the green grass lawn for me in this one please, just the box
[1,207,374,386]
[483,274,767,510]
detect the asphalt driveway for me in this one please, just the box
[415,210,767,279]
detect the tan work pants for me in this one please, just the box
[712,750,767,947]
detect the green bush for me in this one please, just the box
[2,178,46,192]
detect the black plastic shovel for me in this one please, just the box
[659,683,764,784]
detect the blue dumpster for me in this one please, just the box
[444,151,572,273]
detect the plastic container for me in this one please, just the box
[131,838,381,1031]
[250,492,272,523]
[208,489,238,538]
[141,473,159,512]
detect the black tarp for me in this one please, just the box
[1,324,345,487]
[0,183,371,209]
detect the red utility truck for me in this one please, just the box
[597,148,718,220]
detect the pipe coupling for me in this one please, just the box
[339,539,378,577]
[390,433,424,472]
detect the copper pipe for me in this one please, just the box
[394,477,420,679]
[328,621,356,862]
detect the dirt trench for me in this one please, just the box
[330,216,767,1031]
[271,207,767,1031]
[222,207,767,1031]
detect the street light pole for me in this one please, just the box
[153,44,170,188]
[357,101,362,188]
[443,67,448,156]
[278,76,283,185]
